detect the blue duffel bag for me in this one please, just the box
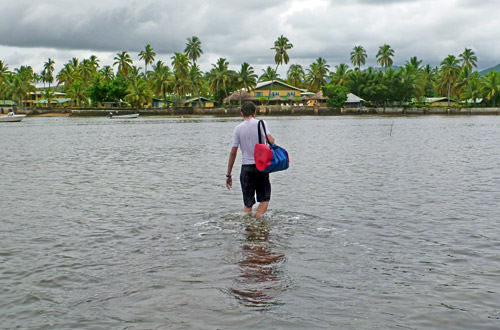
[254,120,289,173]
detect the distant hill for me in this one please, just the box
[478,64,500,76]
[370,66,401,72]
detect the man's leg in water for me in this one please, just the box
[256,202,269,218]
[244,206,252,214]
[241,165,256,215]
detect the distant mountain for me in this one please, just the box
[478,64,500,76]
[373,65,401,72]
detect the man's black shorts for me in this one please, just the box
[240,164,271,207]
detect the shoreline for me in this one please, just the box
[13,106,500,117]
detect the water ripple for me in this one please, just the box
[1,116,500,329]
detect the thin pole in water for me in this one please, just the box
[389,121,394,136]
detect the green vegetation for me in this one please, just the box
[307,57,330,92]
[322,84,348,108]
[376,44,395,68]
[1,38,500,109]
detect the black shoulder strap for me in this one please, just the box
[258,120,270,145]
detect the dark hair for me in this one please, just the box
[241,102,256,116]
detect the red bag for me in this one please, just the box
[254,120,289,173]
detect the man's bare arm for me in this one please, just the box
[226,147,238,189]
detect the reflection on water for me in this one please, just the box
[231,217,286,310]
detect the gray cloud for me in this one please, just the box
[353,0,423,4]
[1,0,499,73]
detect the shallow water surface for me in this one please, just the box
[1,115,500,329]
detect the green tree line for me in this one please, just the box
[0,38,499,108]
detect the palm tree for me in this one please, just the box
[79,59,96,83]
[99,65,115,82]
[464,77,481,106]
[350,45,367,69]
[407,56,423,70]
[259,66,279,82]
[329,63,350,86]
[287,64,305,88]
[238,62,257,91]
[306,57,330,92]
[237,62,257,103]
[185,36,203,65]
[376,44,394,68]
[150,61,173,100]
[127,66,143,81]
[7,75,32,107]
[398,63,421,103]
[33,72,43,85]
[88,55,100,71]
[43,88,55,108]
[138,44,156,74]
[171,52,190,98]
[57,62,76,88]
[42,58,55,88]
[207,57,232,100]
[184,37,203,106]
[458,69,481,106]
[189,63,203,105]
[70,57,79,68]
[0,61,9,96]
[380,68,400,108]
[272,35,293,67]
[481,71,500,106]
[57,58,79,85]
[459,48,478,103]
[113,51,133,76]
[0,60,9,82]
[0,60,9,73]
[421,64,438,97]
[9,66,36,107]
[126,78,153,109]
[439,55,461,107]
[66,80,87,107]
[345,68,366,98]
[269,35,293,101]
[459,48,477,71]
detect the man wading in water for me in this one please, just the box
[226,102,275,218]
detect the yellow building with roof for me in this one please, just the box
[249,80,305,99]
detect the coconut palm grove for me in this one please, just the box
[1,35,499,109]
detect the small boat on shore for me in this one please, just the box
[0,113,26,122]
[106,112,140,119]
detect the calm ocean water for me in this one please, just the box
[1,115,500,329]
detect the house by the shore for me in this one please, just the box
[423,97,457,106]
[224,80,308,105]
[184,97,215,108]
[249,80,306,100]
[23,87,69,108]
[311,91,365,107]
[152,98,173,108]
[0,100,16,113]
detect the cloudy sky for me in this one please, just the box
[2,0,499,75]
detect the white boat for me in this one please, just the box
[0,114,26,122]
[107,113,140,119]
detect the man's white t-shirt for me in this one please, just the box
[232,118,270,165]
